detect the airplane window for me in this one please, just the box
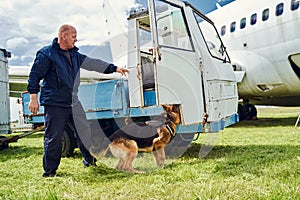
[221,25,226,36]
[262,8,269,21]
[250,13,257,25]
[291,0,299,10]
[276,3,284,16]
[240,18,246,29]
[230,22,236,32]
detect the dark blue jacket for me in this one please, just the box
[27,38,117,107]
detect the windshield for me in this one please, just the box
[154,0,193,51]
[193,11,230,62]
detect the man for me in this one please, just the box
[27,24,128,177]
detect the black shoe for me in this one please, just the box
[82,158,97,167]
[42,172,56,177]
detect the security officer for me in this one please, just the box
[27,24,128,177]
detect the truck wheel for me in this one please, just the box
[61,128,76,157]
[244,104,257,120]
[238,104,257,120]
[0,136,9,150]
[238,104,246,121]
[165,133,195,158]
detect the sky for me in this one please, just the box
[0,0,234,66]
[1,0,234,121]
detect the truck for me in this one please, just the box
[21,0,239,157]
[0,48,11,135]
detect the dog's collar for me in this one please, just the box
[166,124,176,137]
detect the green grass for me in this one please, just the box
[1,107,299,200]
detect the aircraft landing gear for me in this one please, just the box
[238,103,258,121]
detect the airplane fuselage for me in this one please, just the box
[208,0,300,106]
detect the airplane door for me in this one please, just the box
[149,0,205,125]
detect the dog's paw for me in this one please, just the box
[156,160,165,167]
[131,169,145,174]
[121,168,144,174]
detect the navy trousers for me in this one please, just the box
[43,102,94,175]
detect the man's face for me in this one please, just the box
[63,28,77,49]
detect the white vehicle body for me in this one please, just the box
[0,49,11,134]
[126,0,238,125]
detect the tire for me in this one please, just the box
[61,127,76,157]
[244,104,257,120]
[238,104,257,121]
[238,104,246,121]
[0,136,9,151]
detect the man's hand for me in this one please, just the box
[116,67,129,76]
[29,94,39,115]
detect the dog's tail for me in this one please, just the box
[89,138,111,158]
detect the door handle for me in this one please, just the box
[157,46,162,61]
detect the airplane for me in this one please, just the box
[206,0,300,120]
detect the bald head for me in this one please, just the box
[57,24,77,50]
[58,24,76,38]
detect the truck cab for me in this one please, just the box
[127,0,238,128]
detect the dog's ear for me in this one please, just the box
[162,104,169,111]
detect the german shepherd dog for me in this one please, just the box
[91,105,180,173]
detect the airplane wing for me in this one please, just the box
[8,66,121,98]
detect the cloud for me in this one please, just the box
[0,0,138,66]
[6,37,29,49]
